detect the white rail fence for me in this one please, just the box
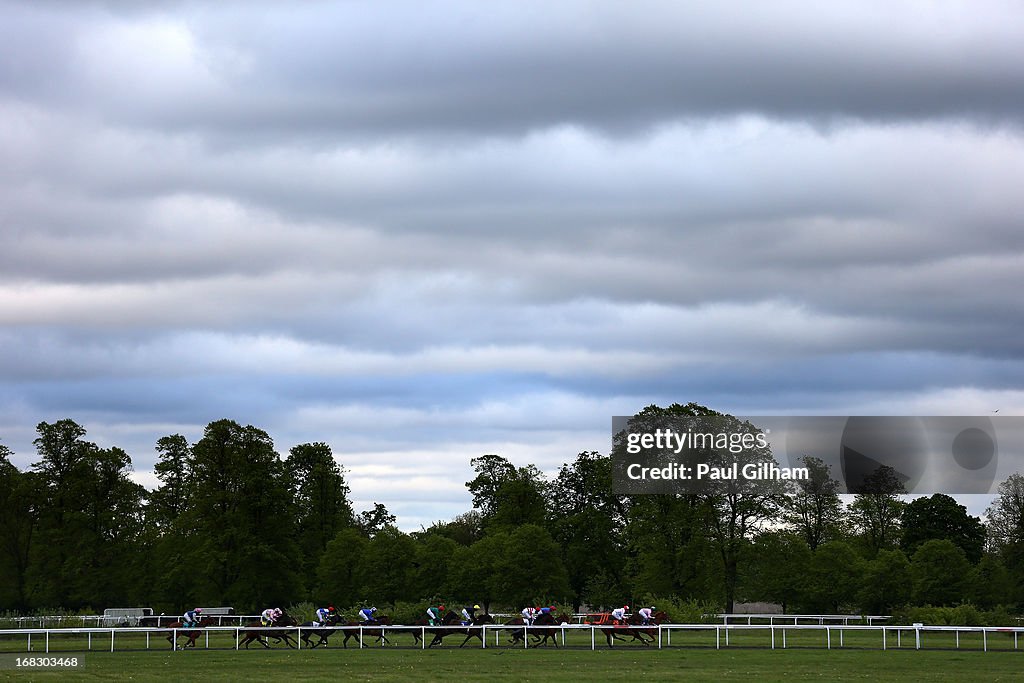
[2,624,1023,653]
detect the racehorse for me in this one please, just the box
[599,611,667,647]
[415,612,493,648]
[239,611,299,649]
[298,614,343,649]
[411,610,462,648]
[506,612,565,648]
[340,615,393,648]
[456,613,494,648]
[165,617,205,649]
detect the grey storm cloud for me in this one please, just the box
[2,0,1024,524]
[2,1,1023,139]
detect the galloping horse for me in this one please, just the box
[239,611,299,649]
[165,617,206,649]
[298,614,343,649]
[417,612,493,648]
[599,610,667,647]
[506,612,565,648]
[411,610,462,648]
[456,613,494,648]
[340,615,393,648]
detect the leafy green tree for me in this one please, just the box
[901,494,984,563]
[859,549,912,614]
[494,524,571,607]
[969,554,1015,610]
[420,510,484,547]
[741,531,811,613]
[0,446,39,611]
[806,541,866,612]
[624,495,716,601]
[149,434,191,527]
[355,502,397,538]
[145,434,197,611]
[286,442,354,594]
[450,533,507,611]
[316,527,367,605]
[911,539,971,606]
[550,451,628,609]
[466,454,518,516]
[848,465,906,556]
[357,526,417,604]
[411,533,459,598]
[30,419,93,605]
[30,420,145,607]
[619,404,785,613]
[490,475,547,529]
[466,455,549,530]
[985,473,1024,550]
[82,445,148,605]
[185,419,301,610]
[784,456,844,550]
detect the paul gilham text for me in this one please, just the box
[626,462,809,481]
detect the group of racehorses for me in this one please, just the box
[166,609,667,650]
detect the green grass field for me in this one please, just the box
[1,627,1022,682]
[1,646,1022,682]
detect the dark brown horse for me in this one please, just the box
[239,611,299,649]
[165,617,206,649]
[411,610,462,647]
[298,614,343,649]
[340,615,393,648]
[456,613,494,648]
[417,612,493,648]
[506,612,567,648]
[600,611,667,647]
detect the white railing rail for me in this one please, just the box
[2,623,1023,653]
[716,613,891,626]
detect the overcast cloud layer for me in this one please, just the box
[2,1,1023,528]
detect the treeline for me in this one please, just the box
[2,403,1024,617]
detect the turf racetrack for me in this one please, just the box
[1,647,1021,682]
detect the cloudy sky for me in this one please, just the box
[2,1,1023,528]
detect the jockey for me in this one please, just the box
[638,606,655,625]
[426,604,445,626]
[261,607,282,626]
[358,606,378,623]
[539,606,552,617]
[461,604,480,625]
[314,605,333,627]
[521,606,536,625]
[611,605,628,625]
[182,607,202,628]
